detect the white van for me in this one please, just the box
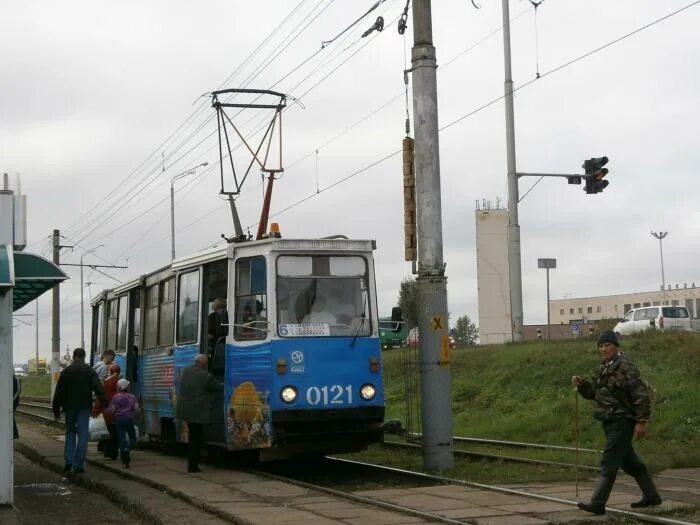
[614,306,691,335]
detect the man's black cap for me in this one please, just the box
[597,330,619,347]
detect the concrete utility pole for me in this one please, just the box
[502,0,524,342]
[411,0,453,471]
[51,229,60,397]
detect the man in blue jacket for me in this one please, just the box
[53,348,108,474]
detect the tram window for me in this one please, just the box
[144,285,159,349]
[277,255,371,338]
[177,270,200,344]
[116,295,128,352]
[92,303,104,357]
[235,257,267,341]
[106,298,118,350]
[159,278,175,346]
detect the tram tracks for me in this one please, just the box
[16,403,700,524]
[384,434,700,484]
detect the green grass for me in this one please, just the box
[372,331,700,477]
[18,374,51,397]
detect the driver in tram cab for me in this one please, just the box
[302,293,337,325]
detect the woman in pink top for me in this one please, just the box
[107,379,139,468]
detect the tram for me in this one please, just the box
[90,232,397,459]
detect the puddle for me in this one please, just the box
[15,483,72,496]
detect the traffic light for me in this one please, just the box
[583,156,609,194]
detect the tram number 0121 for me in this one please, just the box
[306,385,352,405]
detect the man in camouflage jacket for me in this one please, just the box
[572,330,662,515]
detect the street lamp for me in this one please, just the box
[650,231,668,302]
[537,258,557,340]
[170,162,209,260]
[81,245,104,349]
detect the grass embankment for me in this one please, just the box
[351,330,700,482]
[18,374,51,397]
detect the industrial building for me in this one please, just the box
[549,285,700,325]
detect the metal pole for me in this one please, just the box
[80,253,85,348]
[659,237,666,298]
[651,231,668,302]
[502,0,523,342]
[546,267,551,340]
[170,182,176,260]
[51,229,60,398]
[412,0,453,471]
[35,299,39,366]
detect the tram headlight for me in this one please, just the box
[360,383,376,400]
[280,386,298,403]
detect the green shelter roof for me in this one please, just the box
[0,246,68,311]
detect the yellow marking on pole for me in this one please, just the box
[430,316,443,330]
[439,334,451,368]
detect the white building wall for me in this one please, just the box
[550,286,700,325]
[475,208,511,344]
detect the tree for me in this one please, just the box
[397,277,419,329]
[454,314,478,345]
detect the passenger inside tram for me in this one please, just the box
[301,293,337,325]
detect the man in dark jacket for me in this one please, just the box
[53,347,108,474]
[176,354,223,473]
[572,331,662,515]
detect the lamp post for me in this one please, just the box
[170,162,208,260]
[537,258,557,340]
[80,245,104,349]
[650,231,668,302]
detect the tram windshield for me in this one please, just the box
[276,255,371,337]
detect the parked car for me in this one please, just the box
[13,366,27,377]
[406,327,419,348]
[614,305,691,335]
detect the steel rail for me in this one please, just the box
[403,431,601,453]
[327,457,700,525]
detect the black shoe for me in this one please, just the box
[187,467,202,473]
[123,463,130,469]
[631,495,662,508]
[577,502,605,515]
[73,468,85,474]
[64,464,72,472]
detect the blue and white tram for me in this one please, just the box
[90,236,386,459]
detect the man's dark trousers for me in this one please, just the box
[601,418,647,480]
[187,422,204,471]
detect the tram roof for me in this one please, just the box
[171,244,227,271]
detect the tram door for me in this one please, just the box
[126,289,141,384]
[202,258,228,443]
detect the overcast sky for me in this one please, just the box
[3,0,699,364]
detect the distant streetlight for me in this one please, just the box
[651,231,668,302]
[81,245,104,349]
[170,162,209,260]
[537,258,557,340]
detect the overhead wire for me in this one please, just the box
[68,0,346,246]
[100,1,401,258]
[62,0,313,239]
[239,0,700,230]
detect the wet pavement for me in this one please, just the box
[11,452,150,524]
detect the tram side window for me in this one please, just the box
[159,278,175,346]
[177,270,200,344]
[144,285,159,349]
[91,303,104,365]
[116,295,128,352]
[106,298,118,350]
[235,257,267,341]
